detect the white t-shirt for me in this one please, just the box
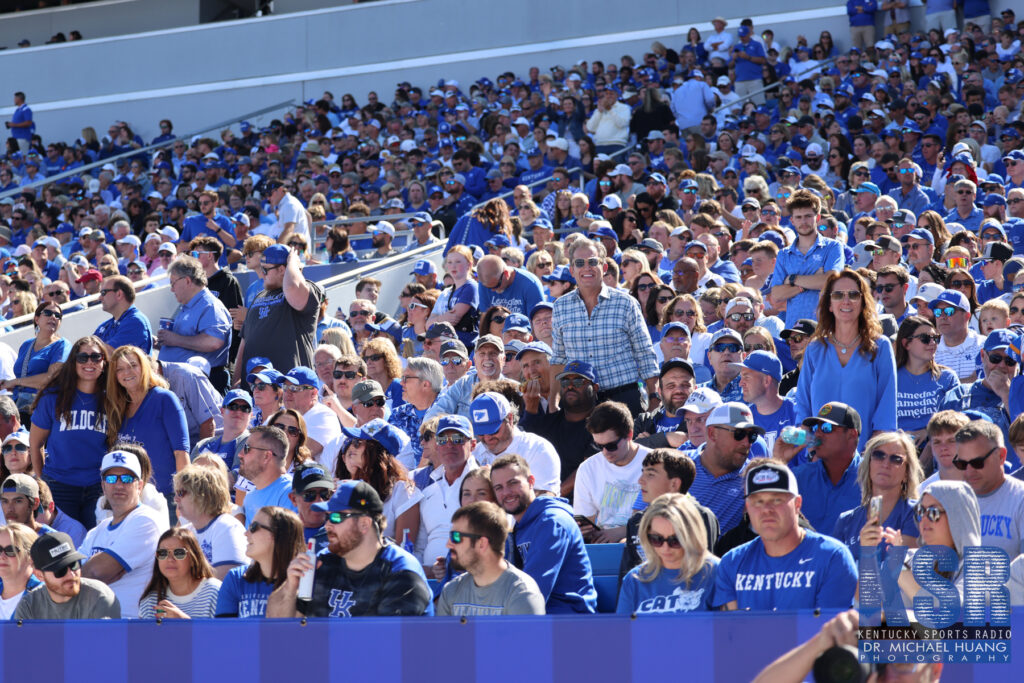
[935,330,985,381]
[383,479,424,543]
[186,513,248,569]
[95,483,170,531]
[302,403,342,455]
[976,477,1024,561]
[79,504,165,618]
[0,588,27,619]
[573,444,650,529]
[0,341,16,383]
[472,429,561,494]
[276,192,310,239]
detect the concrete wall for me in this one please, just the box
[0,0,199,49]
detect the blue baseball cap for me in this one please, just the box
[220,388,253,410]
[648,172,668,186]
[409,211,432,224]
[684,240,708,253]
[1004,150,1024,163]
[928,289,970,313]
[901,121,922,135]
[854,182,881,196]
[983,194,1007,208]
[984,329,1016,354]
[661,321,691,338]
[556,360,596,383]
[470,392,512,436]
[247,369,284,386]
[411,260,436,276]
[904,228,935,245]
[312,479,384,514]
[262,244,290,266]
[246,357,273,374]
[484,234,511,249]
[282,366,321,390]
[503,313,531,334]
[678,178,698,190]
[729,350,783,383]
[529,301,553,319]
[436,414,474,439]
[515,340,553,360]
[340,418,404,455]
[543,265,576,284]
[588,225,618,241]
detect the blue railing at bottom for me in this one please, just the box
[1,609,1021,682]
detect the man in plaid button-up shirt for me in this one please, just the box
[549,238,659,416]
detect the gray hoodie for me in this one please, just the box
[913,480,982,588]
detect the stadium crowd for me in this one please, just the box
[0,15,1021,669]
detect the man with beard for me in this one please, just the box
[237,425,297,526]
[520,360,600,497]
[634,358,696,437]
[16,532,120,619]
[267,480,433,617]
[491,455,596,614]
[437,501,546,615]
[181,190,236,249]
[779,319,815,395]
[360,221,399,260]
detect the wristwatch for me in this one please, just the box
[788,274,797,287]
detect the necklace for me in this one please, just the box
[831,333,860,354]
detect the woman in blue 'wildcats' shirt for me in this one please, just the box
[894,316,959,439]
[30,335,111,529]
[215,506,304,618]
[107,346,189,499]
[617,494,718,614]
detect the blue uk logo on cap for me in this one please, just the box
[503,313,530,333]
[557,360,596,383]
[984,329,1016,354]
[929,289,970,312]
[246,357,272,374]
[282,366,321,390]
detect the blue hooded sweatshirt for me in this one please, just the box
[509,495,597,614]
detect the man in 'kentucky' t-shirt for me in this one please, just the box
[714,459,857,611]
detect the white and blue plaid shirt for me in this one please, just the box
[551,284,659,389]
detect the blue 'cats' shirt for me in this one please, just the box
[617,557,718,614]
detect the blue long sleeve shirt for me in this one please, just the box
[795,337,898,451]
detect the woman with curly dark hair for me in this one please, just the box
[335,419,421,545]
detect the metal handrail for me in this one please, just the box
[1,98,297,199]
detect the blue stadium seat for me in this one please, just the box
[585,544,624,575]
[594,575,619,613]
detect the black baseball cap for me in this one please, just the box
[781,319,816,340]
[660,357,695,378]
[30,531,86,573]
[802,401,862,432]
[292,462,335,494]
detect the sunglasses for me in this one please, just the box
[573,257,602,268]
[225,403,252,413]
[248,520,273,534]
[39,309,62,319]
[52,560,81,578]
[1,443,28,454]
[830,290,862,301]
[491,315,508,325]
[593,436,622,452]
[333,370,361,380]
[360,397,386,408]
[913,504,947,523]
[727,312,754,322]
[911,333,941,345]
[870,450,906,466]
[436,433,469,446]
[636,283,656,292]
[673,309,697,318]
[874,283,898,294]
[271,424,302,438]
[0,545,18,557]
[744,344,767,352]
[711,343,741,354]
[252,382,277,392]
[988,353,1017,367]
[283,384,315,393]
[301,489,333,503]
[103,473,137,485]
[646,532,682,549]
[156,548,189,561]
[934,307,959,318]
[441,357,466,366]
[349,309,371,317]
[560,377,590,389]
[449,530,483,544]
[656,295,673,304]
[812,422,836,434]
[364,353,385,363]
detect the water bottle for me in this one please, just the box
[297,539,316,600]
[402,529,414,554]
[780,425,820,449]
